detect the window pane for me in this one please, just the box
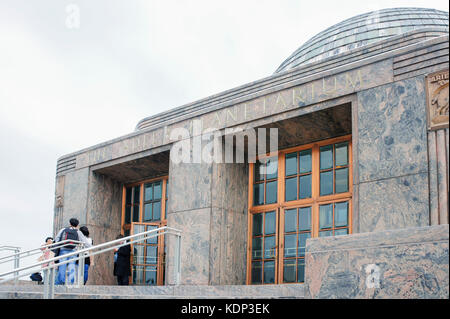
[134,245,144,264]
[320,145,333,170]
[264,211,276,235]
[126,187,132,204]
[335,168,349,193]
[253,184,264,206]
[284,209,297,233]
[298,233,311,257]
[146,226,158,244]
[143,203,152,222]
[154,182,162,200]
[299,174,312,199]
[335,228,348,236]
[283,259,296,283]
[133,265,144,285]
[255,161,264,182]
[299,149,312,173]
[263,261,275,284]
[285,177,297,202]
[144,184,153,201]
[299,207,311,231]
[133,186,140,204]
[319,204,333,229]
[319,230,333,237]
[266,157,278,180]
[145,246,158,264]
[265,181,278,204]
[297,259,305,283]
[335,142,348,166]
[335,202,348,227]
[251,261,262,284]
[320,170,333,196]
[153,201,161,221]
[252,237,263,260]
[285,153,297,176]
[133,205,140,222]
[284,234,297,258]
[125,206,131,224]
[252,214,263,236]
[134,224,145,234]
[145,266,157,285]
[264,236,276,259]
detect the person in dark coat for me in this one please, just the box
[113,234,131,285]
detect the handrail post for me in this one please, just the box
[49,267,55,299]
[43,268,49,299]
[13,248,20,284]
[77,249,85,287]
[175,234,181,285]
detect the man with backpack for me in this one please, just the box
[54,218,92,285]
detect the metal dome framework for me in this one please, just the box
[275,7,449,73]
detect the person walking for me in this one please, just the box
[79,226,94,285]
[113,234,131,285]
[54,218,92,285]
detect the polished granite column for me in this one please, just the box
[165,139,249,285]
[355,75,430,232]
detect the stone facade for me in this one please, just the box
[53,19,449,298]
[305,225,449,298]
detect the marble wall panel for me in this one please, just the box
[84,171,123,285]
[357,76,428,183]
[305,225,449,299]
[209,208,248,285]
[167,161,212,213]
[166,208,211,285]
[60,168,89,227]
[358,173,429,233]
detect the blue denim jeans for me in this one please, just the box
[84,264,90,285]
[55,248,77,285]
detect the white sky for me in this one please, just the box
[0,0,448,276]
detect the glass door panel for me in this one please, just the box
[250,210,278,284]
[131,223,163,286]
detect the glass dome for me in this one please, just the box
[275,7,449,73]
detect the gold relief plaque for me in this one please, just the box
[426,69,449,130]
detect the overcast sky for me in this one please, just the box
[0,0,448,275]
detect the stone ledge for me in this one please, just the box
[306,224,449,253]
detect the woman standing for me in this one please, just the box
[79,226,94,285]
[113,234,131,285]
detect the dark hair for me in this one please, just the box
[69,218,79,227]
[79,226,89,237]
[45,237,53,243]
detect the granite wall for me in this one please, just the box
[84,171,123,285]
[52,168,123,285]
[355,76,430,232]
[304,224,449,299]
[165,141,248,285]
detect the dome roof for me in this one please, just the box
[275,7,449,73]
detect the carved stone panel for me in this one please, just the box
[426,69,449,131]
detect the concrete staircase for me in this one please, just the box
[0,282,304,299]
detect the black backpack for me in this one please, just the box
[62,227,79,249]
[30,272,42,282]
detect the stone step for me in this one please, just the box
[0,284,304,299]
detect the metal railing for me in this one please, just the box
[0,226,182,299]
[0,246,21,283]
[0,241,85,286]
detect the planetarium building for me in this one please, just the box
[53,7,449,298]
